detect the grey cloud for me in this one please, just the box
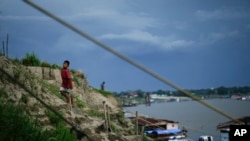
[0,15,49,21]
[100,30,194,50]
[195,7,250,21]
[198,30,241,46]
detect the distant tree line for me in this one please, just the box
[114,86,250,98]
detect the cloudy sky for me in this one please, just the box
[0,0,250,92]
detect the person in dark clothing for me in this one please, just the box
[101,81,105,90]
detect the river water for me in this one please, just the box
[124,99,250,141]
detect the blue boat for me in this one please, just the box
[144,127,164,135]
[152,128,182,136]
[145,128,182,136]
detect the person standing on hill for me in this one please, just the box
[101,81,105,90]
[60,60,74,107]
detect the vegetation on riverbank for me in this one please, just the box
[114,86,250,99]
[0,99,76,141]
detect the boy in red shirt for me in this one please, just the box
[60,60,74,107]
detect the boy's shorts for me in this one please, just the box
[59,87,72,94]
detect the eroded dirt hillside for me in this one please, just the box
[0,56,139,141]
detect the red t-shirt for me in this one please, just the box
[61,68,73,89]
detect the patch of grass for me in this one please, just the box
[41,81,59,95]
[143,136,153,141]
[93,88,113,97]
[51,123,76,141]
[21,93,29,104]
[75,97,86,108]
[46,110,63,126]
[0,87,8,97]
[11,57,22,65]
[0,101,48,141]
[86,109,105,119]
[13,67,22,80]
[127,128,134,135]
[110,123,120,133]
[40,80,64,101]
[0,100,76,141]
[73,77,80,87]
[110,112,128,126]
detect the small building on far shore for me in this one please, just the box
[217,116,250,141]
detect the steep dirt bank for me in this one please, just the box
[27,66,121,112]
[0,56,140,141]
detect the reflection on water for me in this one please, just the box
[125,99,250,141]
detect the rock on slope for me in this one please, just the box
[0,56,138,141]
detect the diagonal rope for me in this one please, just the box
[22,0,242,124]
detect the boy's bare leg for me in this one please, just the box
[60,91,69,103]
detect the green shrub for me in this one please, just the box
[21,52,41,66]
[41,61,51,68]
[51,64,61,69]
[0,102,48,141]
[0,101,77,141]
[11,57,21,65]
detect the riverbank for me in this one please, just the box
[124,99,250,141]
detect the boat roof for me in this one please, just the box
[217,116,250,130]
[132,117,179,126]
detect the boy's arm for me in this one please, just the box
[68,78,73,89]
[66,70,73,89]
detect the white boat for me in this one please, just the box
[198,135,213,141]
[168,135,187,141]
